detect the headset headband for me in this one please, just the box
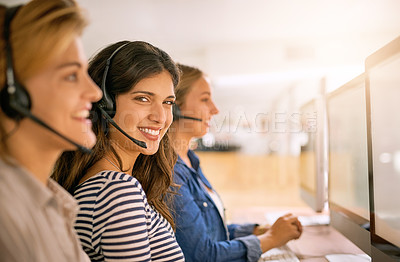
[4,5,22,96]
[99,42,130,112]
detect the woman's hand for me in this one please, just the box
[253,224,270,235]
[257,213,302,253]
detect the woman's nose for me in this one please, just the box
[210,101,219,115]
[83,73,102,102]
[149,103,167,123]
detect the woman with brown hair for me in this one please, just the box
[52,40,185,261]
[0,0,102,261]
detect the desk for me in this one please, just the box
[231,206,366,262]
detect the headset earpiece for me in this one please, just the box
[0,81,30,120]
[172,104,182,121]
[0,5,31,120]
[98,42,129,118]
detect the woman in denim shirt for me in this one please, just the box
[169,64,303,262]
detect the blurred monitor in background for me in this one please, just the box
[299,95,328,213]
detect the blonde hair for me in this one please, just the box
[0,0,88,159]
[174,64,203,107]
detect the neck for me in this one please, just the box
[106,140,140,174]
[171,125,193,165]
[6,121,62,186]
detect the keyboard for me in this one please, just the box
[298,214,330,226]
[259,245,300,262]
[325,254,371,262]
[265,212,330,226]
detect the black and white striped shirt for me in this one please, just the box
[74,171,185,261]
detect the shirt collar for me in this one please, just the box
[47,179,79,222]
[177,150,200,170]
[177,150,213,189]
[187,149,200,171]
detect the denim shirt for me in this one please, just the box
[171,150,262,262]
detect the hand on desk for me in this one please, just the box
[253,224,270,235]
[257,213,303,253]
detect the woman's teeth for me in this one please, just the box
[139,128,160,136]
[73,110,89,118]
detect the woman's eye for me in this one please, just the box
[134,96,149,102]
[164,100,175,105]
[65,73,78,82]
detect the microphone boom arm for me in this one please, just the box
[12,101,92,154]
[98,107,147,149]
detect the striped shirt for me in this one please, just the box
[74,171,185,261]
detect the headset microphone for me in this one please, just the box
[98,107,147,148]
[172,104,202,122]
[0,5,93,154]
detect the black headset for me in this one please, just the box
[0,5,93,154]
[98,42,129,118]
[96,42,147,148]
[172,104,202,122]
[0,5,30,120]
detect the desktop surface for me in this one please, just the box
[232,206,368,262]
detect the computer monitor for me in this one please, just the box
[366,35,400,261]
[327,73,371,256]
[299,95,328,213]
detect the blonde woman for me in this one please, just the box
[0,1,102,261]
[169,64,302,262]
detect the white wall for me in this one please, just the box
[3,0,400,154]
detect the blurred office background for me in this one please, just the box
[5,0,400,221]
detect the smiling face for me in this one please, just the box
[178,76,219,138]
[110,70,175,155]
[23,37,102,151]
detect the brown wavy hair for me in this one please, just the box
[52,41,179,228]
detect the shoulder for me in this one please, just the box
[75,171,150,228]
[0,163,45,212]
[75,171,142,191]
[74,171,146,202]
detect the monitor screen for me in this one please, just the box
[327,74,371,255]
[328,73,370,223]
[299,98,327,212]
[366,36,400,261]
